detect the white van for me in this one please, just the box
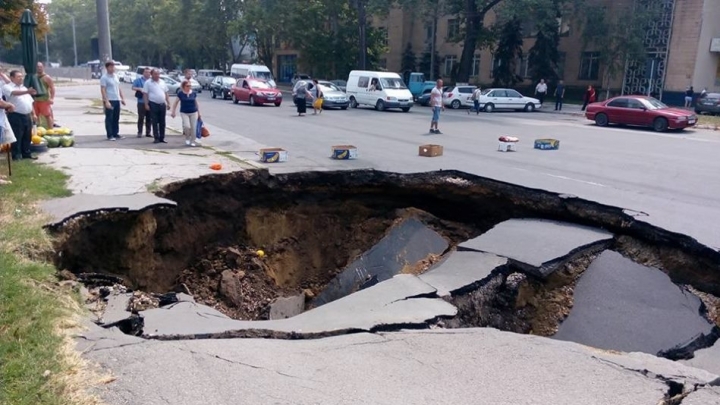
[346,70,413,112]
[230,64,276,88]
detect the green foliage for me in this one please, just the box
[1,0,49,48]
[401,42,416,73]
[418,49,440,80]
[527,27,559,84]
[492,17,523,87]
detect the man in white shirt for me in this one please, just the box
[143,69,170,144]
[2,70,37,160]
[535,79,548,106]
[469,86,482,115]
[429,79,444,134]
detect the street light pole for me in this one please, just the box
[96,0,112,62]
[44,33,50,64]
[71,16,78,66]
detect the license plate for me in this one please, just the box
[688,119,696,124]
[267,97,275,100]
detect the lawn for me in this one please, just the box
[698,114,720,130]
[0,160,99,405]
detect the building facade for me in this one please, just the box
[274,0,720,102]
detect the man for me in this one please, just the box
[535,79,547,106]
[469,86,482,115]
[100,61,126,141]
[429,79,444,134]
[132,68,152,138]
[2,70,37,160]
[34,62,55,129]
[143,69,170,144]
[554,80,565,111]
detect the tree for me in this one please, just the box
[401,42,416,75]
[1,0,49,47]
[46,0,96,65]
[581,0,662,98]
[491,17,523,87]
[418,49,440,79]
[446,0,503,83]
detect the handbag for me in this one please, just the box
[195,118,203,139]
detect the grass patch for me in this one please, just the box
[698,114,720,130]
[215,150,245,165]
[0,161,100,405]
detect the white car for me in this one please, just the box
[443,85,477,109]
[160,75,201,95]
[478,88,542,112]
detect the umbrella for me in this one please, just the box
[20,9,44,98]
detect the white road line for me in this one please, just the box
[544,173,607,187]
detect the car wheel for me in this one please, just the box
[484,103,495,113]
[249,96,256,106]
[350,97,358,108]
[401,107,410,112]
[375,99,385,111]
[340,106,348,110]
[274,102,281,107]
[653,117,669,132]
[524,103,535,112]
[595,113,609,127]
[232,94,238,104]
[451,100,461,109]
[211,90,217,99]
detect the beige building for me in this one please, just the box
[276,0,720,102]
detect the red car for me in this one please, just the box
[231,79,282,106]
[585,95,697,132]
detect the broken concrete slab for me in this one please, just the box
[141,274,455,338]
[75,320,146,353]
[313,217,449,307]
[99,293,133,325]
[683,388,720,405]
[459,218,613,278]
[682,339,720,376]
[553,250,717,357]
[418,250,507,297]
[269,293,305,320]
[42,193,176,227]
[591,350,720,387]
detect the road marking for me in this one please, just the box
[545,174,607,187]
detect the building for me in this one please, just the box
[274,0,720,103]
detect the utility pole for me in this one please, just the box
[44,33,50,64]
[354,0,367,69]
[96,0,112,62]
[71,16,78,66]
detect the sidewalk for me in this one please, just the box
[539,102,584,116]
[39,97,256,195]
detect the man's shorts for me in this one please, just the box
[34,100,53,117]
[432,106,441,122]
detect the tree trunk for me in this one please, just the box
[456,0,503,83]
[357,0,367,69]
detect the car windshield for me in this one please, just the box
[250,81,272,89]
[211,72,223,77]
[332,80,347,86]
[253,71,273,81]
[380,78,407,89]
[481,89,493,95]
[222,77,235,84]
[320,83,340,92]
[642,98,668,110]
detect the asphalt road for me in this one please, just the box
[58,83,720,249]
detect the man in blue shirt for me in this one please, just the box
[100,61,126,140]
[132,67,152,138]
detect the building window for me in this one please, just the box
[557,52,566,79]
[447,18,460,39]
[378,27,388,47]
[517,57,530,78]
[579,52,599,80]
[425,24,433,42]
[471,55,481,77]
[444,55,457,76]
[557,17,570,35]
[490,56,501,78]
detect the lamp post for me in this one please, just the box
[44,32,50,64]
[71,15,77,66]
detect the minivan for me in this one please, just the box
[230,64,276,88]
[346,70,413,112]
[196,69,224,89]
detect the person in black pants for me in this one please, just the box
[142,69,170,143]
[149,101,167,142]
[132,68,152,137]
[554,80,565,111]
[2,70,37,160]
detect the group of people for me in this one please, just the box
[292,79,324,116]
[0,62,56,183]
[100,64,201,146]
[534,79,576,111]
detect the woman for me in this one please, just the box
[171,81,200,147]
[293,81,313,116]
[311,79,323,115]
[581,85,596,111]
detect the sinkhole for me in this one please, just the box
[48,169,720,359]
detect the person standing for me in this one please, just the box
[34,62,55,129]
[535,79,548,106]
[2,70,37,160]
[468,86,482,115]
[100,61,126,141]
[132,68,152,138]
[429,79,444,134]
[581,85,596,111]
[143,69,170,143]
[293,81,312,117]
[171,81,201,147]
[311,79,323,115]
[554,80,565,111]
[684,86,694,108]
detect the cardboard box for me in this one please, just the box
[497,141,517,152]
[419,144,443,157]
[534,139,560,150]
[259,148,288,163]
[331,145,358,160]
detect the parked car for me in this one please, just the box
[695,92,720,115]
[585,95,697,132]
[417,88,432,106]
[160,75,201,95]
[443,85,477,109]
[210,76,236,100]
[292,73,312,86]
[477,88,541,112]
[330,79,347,92]
[231,78,283,106]
[197,69,224,89]
[315,81,349,109]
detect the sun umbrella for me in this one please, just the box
[20,9,44,97]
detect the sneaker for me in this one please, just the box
[429,129,436,134]
[145,134,153,138]
[435,130,443,134]
[160,140,168,144]
[137,133,142,138]
[190,142,197,147]
[185,140,191,146]
[153,140,160,144]
[115,135,124,140]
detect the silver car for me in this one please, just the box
[160,75,202,95]
[317,81,349,109]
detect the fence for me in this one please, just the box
[45,66,93,81]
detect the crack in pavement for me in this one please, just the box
[184,348,317,382]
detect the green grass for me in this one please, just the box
[698,114,720,130]
[0,160,84,405]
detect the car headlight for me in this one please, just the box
[677,116,687,121]
[386,97,398,101]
